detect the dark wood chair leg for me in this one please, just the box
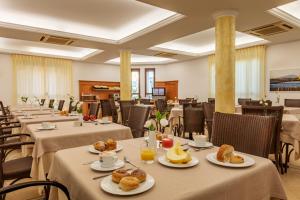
[285,144,289,173]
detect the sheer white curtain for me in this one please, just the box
[209,45,266,100]
[12,54,73,103]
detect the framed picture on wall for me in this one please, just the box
[270,68,300,91]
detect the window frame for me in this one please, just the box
[145,68,156,97]
[131,68,141,98]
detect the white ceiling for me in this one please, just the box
[151,28,268,56]
[0,0,182,43]
[0,37,100,60]
[106,54,176,65]
[0,0,298,64]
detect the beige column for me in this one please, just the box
[120,50,132,100]
[214,11,237,113]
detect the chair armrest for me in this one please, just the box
[0,124,21,130]
[0,181,70,200]
[0,133,31,140]
[0,141,34,150]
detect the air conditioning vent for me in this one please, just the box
[40,35,74,45]
[154,52,177,58]
[245,21,294,37]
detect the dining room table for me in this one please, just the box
[48,137,287,200]
[10,104,52,112]
[235,105,300,115]
[26,120,133,181]
[11,110,59,117]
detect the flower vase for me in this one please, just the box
[148,131,157,149]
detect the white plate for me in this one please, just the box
[88,144,123,154]
[90,160,125,172]
[188,141,213,148]
[100,174,155,196]
[99,120,112,124]
[206,152,255,168]
[158,156,199,168]
[36,125,56,130]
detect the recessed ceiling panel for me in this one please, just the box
[106,54,176,65]
[0,0,182,43]
[151,28,268,56]
[0,37,101,60]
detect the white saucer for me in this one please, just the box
[188,141,213,148]
[206,152,255,168]
[100,174,155,195]
[90,160,125,172]
[88,144,123,154]
[158,156,199,168]
[36,125,56,130]
[99,120,112,124]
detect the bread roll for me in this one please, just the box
[93,141,105,152]
[119,176,140,191]
[105,139,117,151]
[216,144,234,162]
[112,169,130,183]
[230,155,244,164]
[131,169,146,182]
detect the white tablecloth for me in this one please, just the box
[48,137,286,200]
[27,121,132,180]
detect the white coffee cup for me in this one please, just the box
[193,134,207,146]
[73,121,82,127]
[99,151,118,168]
[102,117,109,123]
[41,122,51,129]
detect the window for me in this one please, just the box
[145,68,155,98]
[209,45,265,101]
[131,69,140,99]
[12,54,73,103]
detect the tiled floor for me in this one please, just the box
[4,150,300,200]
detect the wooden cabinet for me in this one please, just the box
[155,80,178,100]
[79,80,120,100]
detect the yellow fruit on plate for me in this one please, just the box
[166,142,192,164]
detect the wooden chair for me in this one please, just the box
[208,98,215,104]
[241,105,284,173]
[57,100,65,111]
[238,98,251,106]
[178,99,190,105]
[0,135,34,193]
[108,99,118,123]
[284,99,300,107]
[100,100,112,118]
[212,112,276,159]
[202,102,215,141]
[180,103,205,140]
[0,180,70,200]
[127,106,150,138]
[89,103,100,118]
[39,99,46,106]
[140,99,151,105]
[68,101,79,113]
[48,99,55,109]
[119,101,135,125]
[155,99,168,113]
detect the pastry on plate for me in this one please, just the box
[112,169,130,183]
[93,141,106,152]
[230,155,244,164]
[119,176,140,191]
[105,139,117,151]
[216,144,234,162]
[131,169,146,182]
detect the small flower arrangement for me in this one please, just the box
[20,96,28,103]
[144,111,169,132]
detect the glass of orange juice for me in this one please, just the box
[140,144,156,164]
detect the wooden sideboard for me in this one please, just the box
[155,80,178,100]
[79,80,120,101]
